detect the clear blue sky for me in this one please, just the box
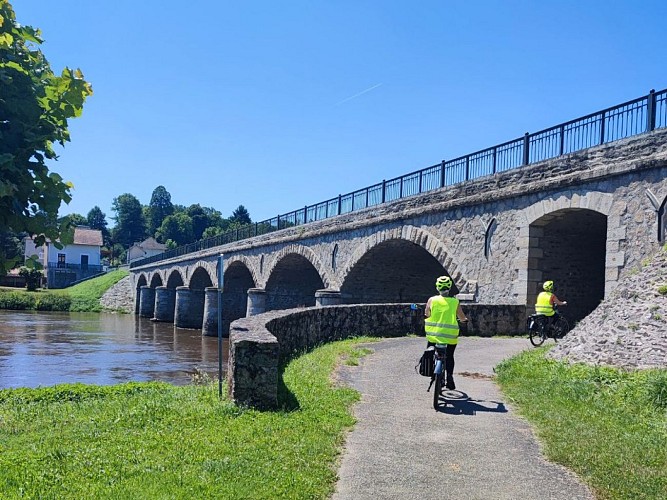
[14,0,667,225]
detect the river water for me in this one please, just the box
[0,310,227,389]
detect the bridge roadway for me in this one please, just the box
[130,128,667,337]
[333,336,593,500]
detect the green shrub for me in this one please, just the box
[0,292,36,310]
[34,294,72,311]
[18,267,43,291]
[658,284,667,295]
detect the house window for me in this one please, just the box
[57,254,66,268]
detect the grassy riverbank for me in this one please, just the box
[495,348,667,499]
[0,269,127,313]
[0,338,373,498]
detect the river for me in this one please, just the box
[0,310,227,389]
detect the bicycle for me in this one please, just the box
[430,344,448,410]
[527,306,569,347]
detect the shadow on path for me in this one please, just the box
[436,390,507,415]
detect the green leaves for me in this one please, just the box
[0,1,91,275]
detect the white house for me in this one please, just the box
[127,237,167,264]
[24,226,104,288]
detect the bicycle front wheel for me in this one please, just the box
[529,320,545,347]
[433,372,443,410]
[433,359,443,410]
[552,316,570,339]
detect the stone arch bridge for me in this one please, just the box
[130,129,667,335]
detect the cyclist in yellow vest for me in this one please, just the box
[535,280,567,326]
[424,276,468,390]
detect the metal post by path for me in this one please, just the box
[217,254,224,398]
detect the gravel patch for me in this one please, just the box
[549,246,667,369]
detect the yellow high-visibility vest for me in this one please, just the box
[535,291,555,316]
[425,296,460,345]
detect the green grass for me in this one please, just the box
[495,348,667,500]
[0,338,374,499]
[0,269,127,313]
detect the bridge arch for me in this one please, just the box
[264,245,327,310]
[166,269,184,289]
[134,274,148,314]
[222,257,258,333]
[264,244,331,288]
[189,265,214,290]
[149,273,163,288]
[340,225,467,304]
[224,255,260,287]
[518,191,618,323]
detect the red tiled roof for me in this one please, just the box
[73,227,103,246]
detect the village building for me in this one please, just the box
[24,226,104,288]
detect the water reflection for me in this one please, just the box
[0,310,227,389]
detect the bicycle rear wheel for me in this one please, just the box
[552,316,570,339]
[528,318,545,347]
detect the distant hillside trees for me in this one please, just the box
[148,185,174,235]
[230,205,251,226]
[111,193,146,247]
[60,213,87,226]
[87,206,111,246]
[56,185,257,260]
[186,204,209,241]
[157,213,194,246]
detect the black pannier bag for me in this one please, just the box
[416,348,435,377]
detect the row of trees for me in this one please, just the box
[61,186,252,265]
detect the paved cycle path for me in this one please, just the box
[333,337,593,500]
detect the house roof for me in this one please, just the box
[133,237,167,251]
[23,226,103,247]
[73,227,103,246]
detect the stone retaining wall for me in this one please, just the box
[228,303,526,409]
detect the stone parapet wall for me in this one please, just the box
[228,303,527,409]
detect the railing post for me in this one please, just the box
[337,194,342,215]
[365,188,369,208]
[381,180,386,203]
[351,194,355,211]
[559,124,565,155]
[418,170,423,193]
[599,110,606,145]
[276,215,280,230]
[647,89,656,132]
[523,132,530,165]
[304,205,308,224]
[465,156,470,181]
[399,177,403,198]
[492,147,497,174]
[440,161,445,188]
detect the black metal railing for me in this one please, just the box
[131,88,667,269]
[51,263,104,272]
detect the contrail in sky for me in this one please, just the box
[335,83,383,106]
